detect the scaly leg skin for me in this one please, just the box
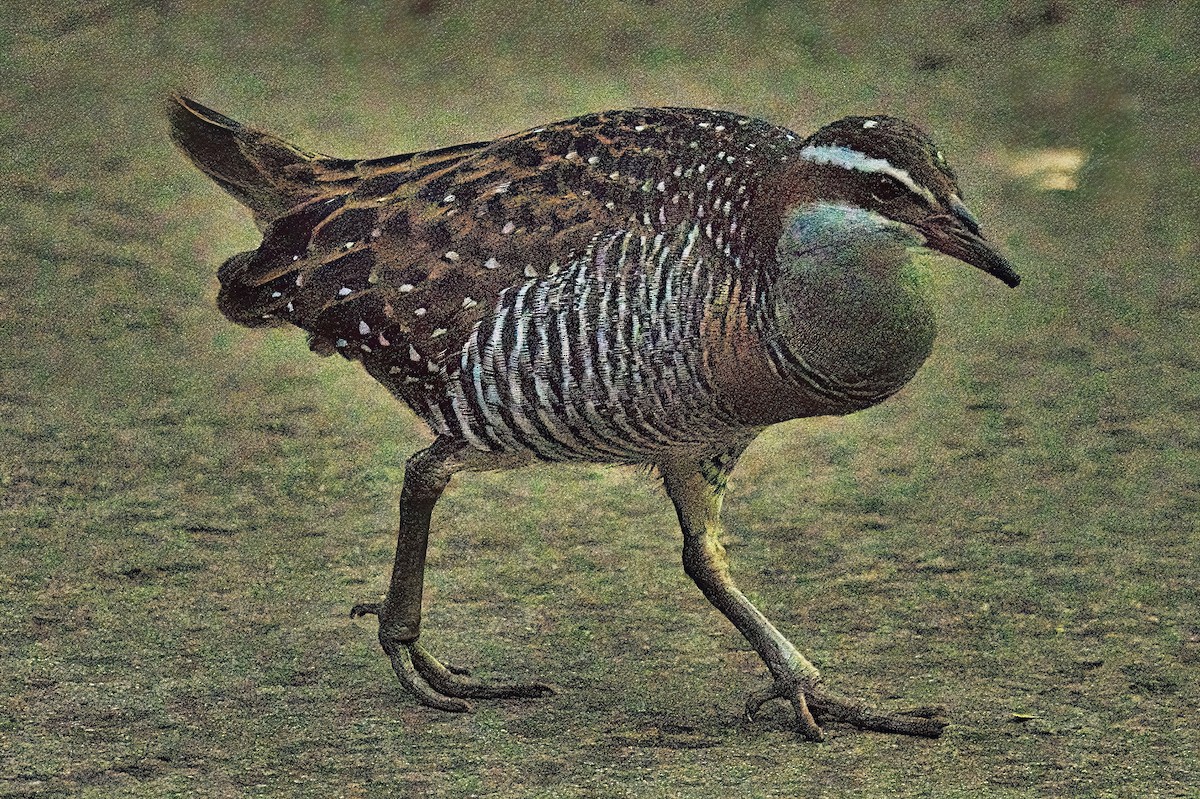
[660,451,948,742]
[352,437,554,711]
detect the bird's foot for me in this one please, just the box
[745,676,948,742]
[351,602,555,712]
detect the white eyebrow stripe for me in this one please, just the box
[799,144,937,204]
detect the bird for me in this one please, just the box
[168,95,1019,742]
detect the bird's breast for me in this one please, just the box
[709,203,939,423]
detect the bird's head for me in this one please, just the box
[795,115,1020,288]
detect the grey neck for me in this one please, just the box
[765,202,938,411]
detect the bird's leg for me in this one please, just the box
[351,437,554,711]
[660,456,947,741]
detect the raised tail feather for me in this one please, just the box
[169,95,361,331]
[170,96,495,340]
[167,94,356,227]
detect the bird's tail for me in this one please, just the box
[167,94,355,227]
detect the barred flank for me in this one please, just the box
[439,225,747,463]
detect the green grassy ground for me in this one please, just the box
[2,1,1198,796]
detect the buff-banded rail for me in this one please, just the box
[169,96,1019,741]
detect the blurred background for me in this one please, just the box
[2,1,1197,796]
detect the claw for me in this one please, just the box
[746,678,948,740]
[354,600,555,710]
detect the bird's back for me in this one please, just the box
[171,98,825,462]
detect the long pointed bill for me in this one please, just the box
[920,197,1021,288]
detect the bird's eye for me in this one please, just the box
[870,175,906,203]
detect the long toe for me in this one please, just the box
[748,679,948,740]
[407,641,556,700]
[746,682,824,742]
[806,685,949,738]
[375,636,472,713]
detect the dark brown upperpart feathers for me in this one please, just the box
[168,96,804,405]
